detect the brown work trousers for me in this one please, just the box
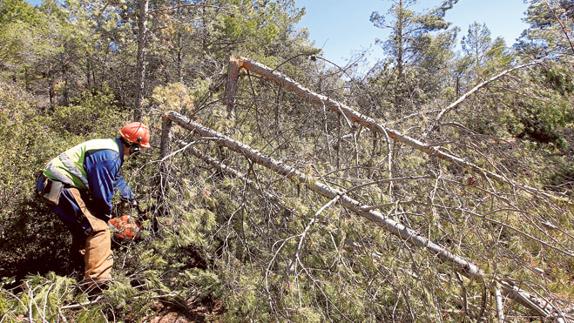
[69,188,113,283]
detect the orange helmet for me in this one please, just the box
[119,122,151,148]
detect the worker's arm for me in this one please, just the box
[84,150,122,219]
[115,175,135,202]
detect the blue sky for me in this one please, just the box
[25,0,529,68]
[295,0,529,67]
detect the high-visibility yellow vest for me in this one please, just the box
[43,139,120,190]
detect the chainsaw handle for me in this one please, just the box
[118,198,151,221]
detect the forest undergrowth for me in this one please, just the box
[1,0,574,321]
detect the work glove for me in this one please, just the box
[120,195,138,205]
[115,198,135,217]
[118,197,147,221]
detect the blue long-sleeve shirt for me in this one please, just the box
[84,138,134,217]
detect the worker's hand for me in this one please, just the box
[119,197,138,208]
[118,196,147,221]
[115,198,133,216]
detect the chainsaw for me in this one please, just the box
[108,200,148,242]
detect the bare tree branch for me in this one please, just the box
[429,60,542,132]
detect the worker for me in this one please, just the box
[35,122,151,290]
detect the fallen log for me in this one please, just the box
[225,56,564,202]
[162,111,567,319]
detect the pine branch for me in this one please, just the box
[162,111,570,319]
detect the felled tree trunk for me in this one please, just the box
[161,111,565,319]
[224,56,561,201]
[224,57,242,119]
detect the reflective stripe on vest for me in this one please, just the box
[45,162,75,186]
[43,138,120,190]
[59,152,89,187]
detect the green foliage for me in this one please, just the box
[500,64,574,145]
[174,208,217,248]
[0,0,41,27]
[520,0,574,55]
[2,0,574,321]
[151,82,195,115]
[368,0,459,113]
[462,22,492,68]
[217,0,304,53]
[179,268,222,298]
[0,1,49,69]
[50,89,127,137]
[370,0,451,68]
[221,269,269,321]
[543,64,574,95]
[0,80,131,288]
[0,273,76,321]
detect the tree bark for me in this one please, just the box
[86,57,92,90]
[134,0,149,121]
[224,57,242,119]
[157,115,173,216]
[176,32,183,83]
[23,67,29,91]
[396,0,404,80]
[62,59,70,106]
[494,283,505,323]
[394,0,405,111]
[48,71,55,110]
